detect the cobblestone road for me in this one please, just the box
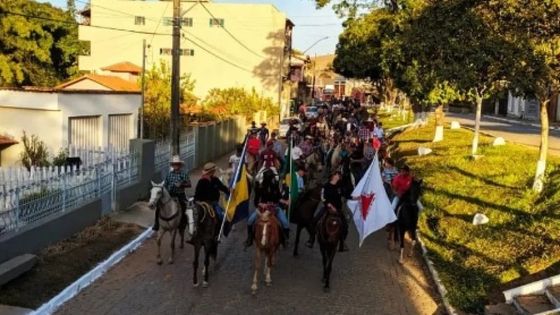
[56,221,442,315]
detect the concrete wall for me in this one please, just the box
[0,199,102,263]
[0,106,63,166]
[79,0,288,104]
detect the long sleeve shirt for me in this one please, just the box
[194,175,229,203]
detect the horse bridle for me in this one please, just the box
[154,187,180,222]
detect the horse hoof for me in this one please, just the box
[168,260,174,265]
[251,290,257,296]
[265,281,272,287]
[398,258,404,265]
[157,259,163,265]
[293,252,299,257]
[202,281,208,288]
[323,286,330,293]
[193,282,200,288]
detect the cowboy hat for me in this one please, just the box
[202,162,217,174]
[170,155,184,165]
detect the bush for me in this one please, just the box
[20,132,50,170]
[202,87,279,121]
[388,122,560,313]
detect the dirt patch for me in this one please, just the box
[0,217,142,309]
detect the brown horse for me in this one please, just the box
[191,201,219,288]
[251,204,281,295]
[317,208,343,292]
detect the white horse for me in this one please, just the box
[148,181,194,265]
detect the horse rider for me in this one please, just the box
[153,155,191,231]
[255,140,280,183]
[194,162,230,223]
[306,170,349,252]
[299,135,314,158]
[258,122,269,146]
[248,121,259,134]
[391,165,424,212]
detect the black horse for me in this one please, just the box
[254,168,280,206]
[317,208,343,292]
[395,179,423,263]
[190,200,219,288]
[290,185,322,256]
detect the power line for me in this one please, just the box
[0,10,172,36]
[198,1,265,59]
[149,1,171,46]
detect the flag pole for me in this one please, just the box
[287,136,293,221]
[217,134,248,242]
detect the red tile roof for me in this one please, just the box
[101,62,142,74]
[55,74,140,92]
[0,135,18,147]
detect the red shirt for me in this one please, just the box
[248,137,261,155]
[392,173,412,197]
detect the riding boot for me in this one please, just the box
[244,225,254,248]
[282,228,290,249]
[338,211,349,252]
[152,207,160,231]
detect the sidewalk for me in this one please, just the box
[113,152,233,228]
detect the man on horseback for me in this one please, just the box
[194,162,230,223]
[255,140,280,183]
[153,155,191,231]
[391,165,424,211]
[307,170,349,252]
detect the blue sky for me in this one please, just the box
[40,0,342,55]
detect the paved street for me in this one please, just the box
[56,223,441,315]
[446,113,560,156]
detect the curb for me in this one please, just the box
[32,228,154,315]
[417,235,459,315]
[481,115,560,131]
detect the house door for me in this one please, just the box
[69,116,101,148]
[108,114,132,151]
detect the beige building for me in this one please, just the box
[79,0,294,119]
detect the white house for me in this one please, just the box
[0,73,141,167]
[507,91,560,122]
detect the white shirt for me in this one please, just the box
[291,146,303,160]
[229,154,241,172]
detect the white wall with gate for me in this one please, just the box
[69,116,102,148]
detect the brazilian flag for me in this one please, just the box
[283,139,299,220]
[222,141,250,237]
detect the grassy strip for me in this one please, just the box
[388,123,560,314]
[0,217,142,309]
[374,109,414,130]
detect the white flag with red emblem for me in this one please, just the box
[347,152,396,247]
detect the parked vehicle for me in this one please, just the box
[279,117,302,138]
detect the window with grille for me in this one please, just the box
[134,16,145,25]
[163,17,193,27]
[209,18,224,27]
[160,48,172,55]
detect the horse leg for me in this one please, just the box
[408,229,417,257]
[251,249,261,295]
[156,230,163,265]
[398,226,406,264]
[193,244,200,287]
[293,224,303,257]
[324,247,335,291]
[202,245,210,288]
[169,229,176,264]
[179,227,185,249]
[264,254,272,287]
[320,245,327,284]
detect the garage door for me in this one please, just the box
[108,114,132,151]
[69,116,101,148]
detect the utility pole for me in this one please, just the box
[170,0,181,155]
[311,53,316,102]
[139,39,146,139]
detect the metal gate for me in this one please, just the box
[69,116,101,148]
[108,114,132,151]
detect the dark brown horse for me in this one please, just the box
[190,201,219,288]
[317,208,343,291]
[395,179,423,263]
[290,185,322,257]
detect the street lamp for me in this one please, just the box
[302,36,329,54]
[302,36,329,102]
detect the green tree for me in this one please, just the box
[20,132,50,170]
[142,60,197,140]
[0,0,86,87]
[202,87,278,121]
[481,0,560,191]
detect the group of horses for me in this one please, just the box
[146,134,422,294]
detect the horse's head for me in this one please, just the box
[148,181,165,208]
[256,203,274,222]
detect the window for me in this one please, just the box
[163,17,193,27]
[134,16,145,25]
[209,18,224,27]
[160,48,194,56]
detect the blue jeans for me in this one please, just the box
[213,202,225,221]
[247,207,289,230]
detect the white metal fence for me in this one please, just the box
[0,149,138,236]
[155,129,197,177]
